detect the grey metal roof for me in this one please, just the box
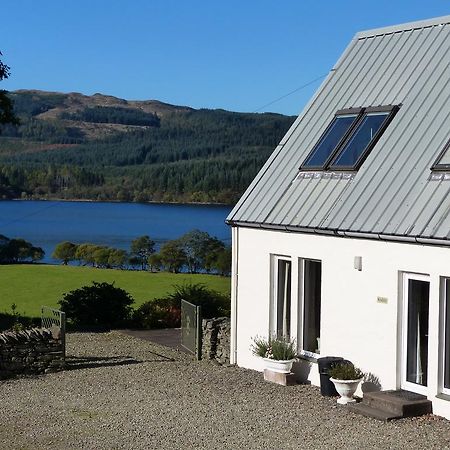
[227,15,450,244]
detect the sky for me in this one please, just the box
[1,1,449,115]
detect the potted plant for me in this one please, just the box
[251,335,297,373]
[328,362,364,405]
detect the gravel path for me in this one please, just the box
[0,332,449,449]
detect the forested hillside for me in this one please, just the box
[0,90,295,204]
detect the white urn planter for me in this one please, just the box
[263,358,295,374]
[330,378,362,404]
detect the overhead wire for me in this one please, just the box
[252,73,328,113]
[0,200,65,228]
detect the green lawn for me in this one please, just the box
[0,264,231,318]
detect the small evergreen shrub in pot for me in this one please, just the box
[328,362,364,405]
[251,335,297,373]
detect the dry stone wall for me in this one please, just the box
[0,328,65,378]
[202,317,230,365]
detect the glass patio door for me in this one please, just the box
[401,273,430,394]
[270,257,292,339]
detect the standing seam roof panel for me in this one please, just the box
[323,25,449,228]
[333,31,450,233]
[252,36,387,224]
[234,36,370,223]
[320,25,450,234]
[228,16,450,244]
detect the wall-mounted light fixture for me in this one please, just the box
[354,256,362,271]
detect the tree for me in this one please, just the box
[178,229,224,273]
[93,246,111,268]
[52,241,78,265]
[30,246,45,262]
[74,243,99,266]
[108,248,128,269]
[159,240,186,273]
[211,247,232,276]
[130,235,155,270]
[0,51,19,131]
[58,281,134,330]
[0,237,45,263]
[147,253,162,272]
[203,239,227,273]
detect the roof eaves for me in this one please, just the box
[226,220,450,248]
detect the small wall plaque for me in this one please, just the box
[377,296,388,304]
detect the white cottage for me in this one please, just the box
[226,16,450,419]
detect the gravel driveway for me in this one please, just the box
[0,332,449,449]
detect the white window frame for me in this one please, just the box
[269,255,292,339]
[440,277,450,396]
[400,272,430,396]
[298,258,322,359]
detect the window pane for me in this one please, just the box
[303,260,321,353]
[303,115,356,168]
[445,279,450,389]
[332,112,389,168]
[438,148,450,166]
[276,260,291,339]
[406,279,429,386]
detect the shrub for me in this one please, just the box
[328,363,364,380]
[58,281,134,330]
[132,297,180,329]
[0,312,40,332]
[132,283,231,329]
[251,335,297,360]
[166,283,230,318]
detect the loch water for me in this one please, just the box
[0,200,233,263]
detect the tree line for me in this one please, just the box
[0,234,44,263]
[0,158,257,204]
[52,229,231,275]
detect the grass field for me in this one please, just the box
[0,264,231,318]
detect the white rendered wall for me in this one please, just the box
[231,226,450,419]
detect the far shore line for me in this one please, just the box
[3,197,234,207]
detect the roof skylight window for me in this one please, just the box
[301,113,358,169]
[300,105,399,172]
[330,111,390,170]
[432,140,450,171]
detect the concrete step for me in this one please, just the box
[347,403,402,422]
[362,390,432,418]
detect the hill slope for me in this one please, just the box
[0,90,295,204]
